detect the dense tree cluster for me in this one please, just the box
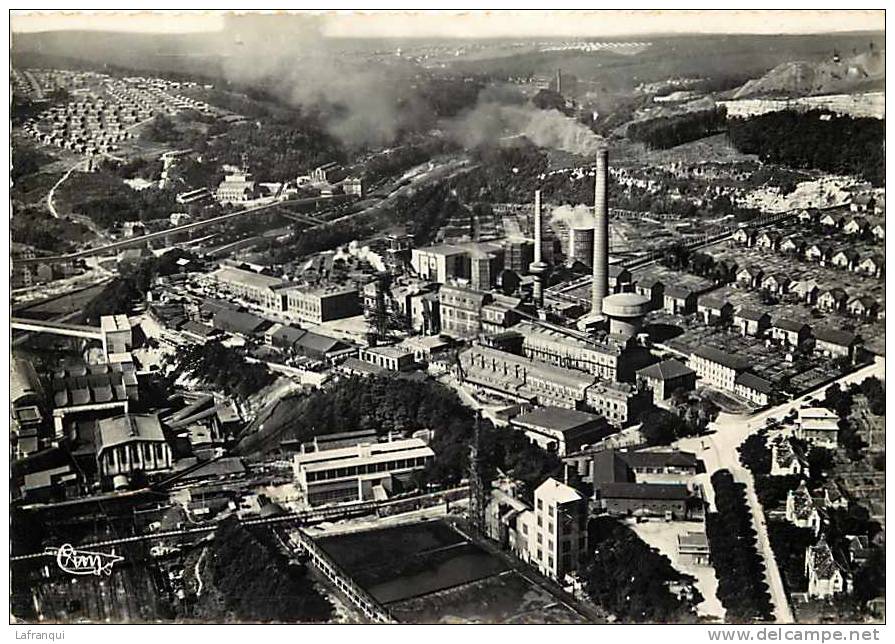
[766,519,815,593]
[239,375,560,495]
[583,517,701,622]
[199,518,332,622]
[728,110,884,186]
[178,342,275,401]
[12,145,57,182]
[626,108,728,150]
[11,204,88,253]
[638,403,715,446]
[705,470,774,622]
[61,172,179,228]
[82,250,199,323]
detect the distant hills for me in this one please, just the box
[732,49,885,99]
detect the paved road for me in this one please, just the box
[676,357,884,623]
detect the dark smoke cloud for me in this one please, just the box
[216,14,420,147]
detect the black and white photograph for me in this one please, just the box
[6,7,887,631]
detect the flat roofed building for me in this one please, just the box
[204,265,285,312]
[527,478,588,582]
[100,314,132,354]
[411,244,470,283]
[440,285,489,340]
[796,407,840,449]
[95,413,172,478]
[584,380,653,426]
[358,345,416,372]
[284,284,361,325]
[678,531,710,565]
[511,406,609,456]
[292,437,434,506]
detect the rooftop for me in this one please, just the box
[691,345,750,372]
[636,358,695,382]
[209,265,283,291]
[597,481,690,500]
[96,413,166,453]
[513,406,602,433]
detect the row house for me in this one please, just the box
[734,307,771,337]
[760,273,790,296]
[770,318,811,347]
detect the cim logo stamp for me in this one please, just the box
[45,544,124,576]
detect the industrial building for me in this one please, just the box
[284,284,362,324]
[510,406,609,456]
[95,413,172,479]
[292,437,434,506]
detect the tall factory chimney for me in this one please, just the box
[591,148,609,316]
[555,68,562,94]
[529,189,548,306]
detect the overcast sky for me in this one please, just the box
[11,10,884,37]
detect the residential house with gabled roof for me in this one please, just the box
[819,212,845,229]
[634,277,664,311]
[813,327,860,361]
[805,536,848,599]
[786,480,823,534]
[847,296,879,321]
[732,227,756,246]
[849,194,875,213]
[791,280,821,304]
[755,231,780,250]
[797,209,816,224]
[770,435,808,477]
[760,273,791,295]
[817,288,848,313]
[663,285,697,315]
[636,358,696,404]
[734,371,775,406]
[736,265,764,289]
[734,307,771,337]
[697,293,733,324]
[857,254,884,279]
[771,318,811,347]
[796,407,840,449]
[870,223,884,242]
[779,236,806,254]
[609,265,632,293]
[804,242,833,264]
[831,249,860,271]
[843,217,869,236]
[821,480,848,510]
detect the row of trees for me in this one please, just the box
[627,107,728,150]
[583,517,701,622]
[705,470,775,622]
[728,110,884,186]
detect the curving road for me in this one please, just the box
[676,357,884,623]
[46,159,89,218]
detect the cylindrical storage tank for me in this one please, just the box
[602,292,651,341]
[568,227,595,267]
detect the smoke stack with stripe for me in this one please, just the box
[591,147,609,316]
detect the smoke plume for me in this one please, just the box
[550,204,596,229]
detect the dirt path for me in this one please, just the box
[47,159,88,218]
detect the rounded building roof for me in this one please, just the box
[602,292,651,318]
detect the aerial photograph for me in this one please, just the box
[7,8,886,629]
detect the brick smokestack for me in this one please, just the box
[529,189,548,306]
[591,147,609,316]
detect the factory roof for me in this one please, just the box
[96,413,166,454]
[597,482,690,501]
[691,346,750,372]
[637,358,695,382]
[213,309,271,336]
[513,406,602,433]
[620,449,698,470]
[463,345,595,390]
[208,265,283,291]
[11,358,42,405]
[294,438,433,472]
[100,314,131,333]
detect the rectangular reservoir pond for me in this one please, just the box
[317,520,509,605]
